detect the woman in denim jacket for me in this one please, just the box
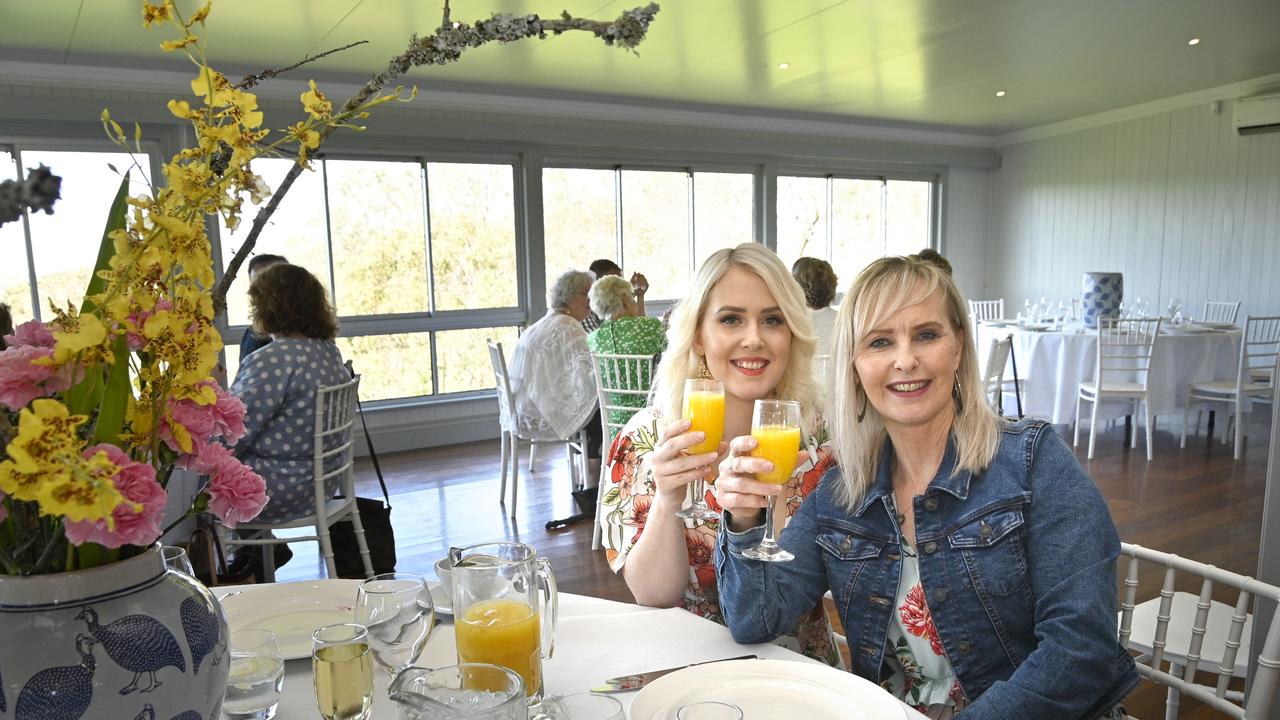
[714,256,1138,718]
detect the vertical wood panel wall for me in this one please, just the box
[988,101,1280,320]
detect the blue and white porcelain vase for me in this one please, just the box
[0,545,228,720]
[1081,271,1123,329]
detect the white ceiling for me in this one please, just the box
[2,0,1279,136]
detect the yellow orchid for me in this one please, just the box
[160,35,198,52]
[301,80,333,120]
[34,451,130,526]
[141,0,174,29]
[48,307,109,365]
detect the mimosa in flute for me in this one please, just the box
[679,378,725,520]
[741,399,802,562]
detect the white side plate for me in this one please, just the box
[219,579,361,659]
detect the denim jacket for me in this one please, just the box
[716,419,1139,720]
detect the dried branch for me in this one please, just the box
[211,3,660,315]
[235,40,370,90]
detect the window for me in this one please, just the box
[776,175,934,292]
[0,147,152,324]
[217,156,521,402]
[542,167,755,299]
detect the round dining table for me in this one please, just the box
[213,582,925,719]
[975,321,1241,425]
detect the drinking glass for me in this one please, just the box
[677,379,725,521]
[675,701,744,720]
[161,545,195,575]
[537,692,624,719]
[1167,298,1183,319]
[312,623,374,720]
[740,399,802,563]
[224,629,284,720]
[1023,298,1034,321]
[388,663,526,720]
[355,572,434,677]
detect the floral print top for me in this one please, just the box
[599,407,839,665]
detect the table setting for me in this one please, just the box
[209,541,925,719]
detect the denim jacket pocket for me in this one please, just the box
[947,505,1030,597]
[816,523,887,603]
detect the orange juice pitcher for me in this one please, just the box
[450,542,558,704]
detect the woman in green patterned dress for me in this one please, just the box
[586,275,667,435]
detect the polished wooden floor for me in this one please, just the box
[272,412,1271,718]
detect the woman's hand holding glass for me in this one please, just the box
[651,417,726,517]
[712,435,784,532]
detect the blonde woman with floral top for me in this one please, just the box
[598,243,838,664]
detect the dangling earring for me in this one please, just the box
[856,385,868,422]
[952,372,964,416]
[695,355,713,380]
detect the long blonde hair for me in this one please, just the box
[653,243,820,434]
[829,256,1000,510]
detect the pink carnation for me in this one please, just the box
[210,383,247,445]
[199,444,268,528]
[64,444,168,549]
[0,345,73,410]
[124,298,172,351]
[3,320,55,349]
[161,381,247,457]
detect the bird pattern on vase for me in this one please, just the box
[179,595,224,676]
[76,606,186,695]
[14,634,97,720]
[134,702,203,720]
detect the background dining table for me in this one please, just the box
[213,583,926,719]
[975,321,1242,424]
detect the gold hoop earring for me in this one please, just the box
[695,355,713,380]
[856,386,868,422]
[953,372,964,416]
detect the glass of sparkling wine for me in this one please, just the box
[223,629,284,720]
[741,399,802,563]
[313,623,374,720]
[355,572,434,677]
[677,379,725,521]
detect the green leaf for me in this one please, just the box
[602,488,620,506]
[80,173,130,315]
[91,334,132,445]
[62,364,104,417]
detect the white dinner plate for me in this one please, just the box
[629,658,907,720]
[979,318,1015,327]
[220,579,361,659]
[428,581,452,617]
[1196,321,1235,330]
[1018,322,1053,331]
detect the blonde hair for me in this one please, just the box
[829,256,999,510]
[653,243,820,433]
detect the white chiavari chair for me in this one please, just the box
[982,335,1013,414]
[589,351,655,550]
[1180,316,1280,460]
[1075,317,1162,460]
[1203,300,1243,325]
[968,298,1005,322]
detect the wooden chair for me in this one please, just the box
[1180,316,1280,459]
[982,334,1013,413]
[487,339,587,519]
[1203,300,1243,325]
[1075,317,1161,460]
[968,298,1004,322]
[223,376,373,580]
[1118,542,1280,719]
[589,352,655,549]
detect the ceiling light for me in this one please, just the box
[995,90,1007,97]
[1188,37,1200,46]
[777,62,790,70]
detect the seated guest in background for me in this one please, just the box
[238,253,289,359]
[912,247,953,276]
[716,255,1137,718]
[584,258,649,332]
[598,243,838,664]
[586,274,667,436]
[232,264,350,526]
[791,257,839,359]
[509,269,602,465]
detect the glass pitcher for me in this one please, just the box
[388,663,527,720]
[450,542,558,704]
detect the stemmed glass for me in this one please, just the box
[740,399,802,563]
[312,623,374,720]
[355,572,435,677]
[161,545,195,575]
[224,629,285,720]
[676,702,744,720]
[536,692,625,719]
[677,379,724,521]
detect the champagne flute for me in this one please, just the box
[741,399,802,563]
[677,379,725,521]
[312,623,373,720]
[355,572,434,677]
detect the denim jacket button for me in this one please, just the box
[923,497,938,511]
[840,536,852,552]
[957,640,972,653]
[932,588,948,603]
[979,522,993,538]
[923,541,938,554]
[870,595,892,606]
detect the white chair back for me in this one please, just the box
[1095,317,1162,389]
[1203,300,1243,325]
[314,376,361,504]
[968,299,1004,321]
[590,352,655,444]
[1238,316,1280,390]
[1118,542,1280,719]
[487,339,516,433]
[982,335,1012,410]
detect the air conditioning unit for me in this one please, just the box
[1233,93,1280,135]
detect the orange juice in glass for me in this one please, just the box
[455,599,542,697]
[679,379,725,520]
[742,399,802,562]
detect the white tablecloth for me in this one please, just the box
[213,585,925,719]
[976,324,1241,424]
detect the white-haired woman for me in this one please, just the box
[598,243,837,664]
[715,256,1137,718]
[586,275,667,436]
[508,270,602,459]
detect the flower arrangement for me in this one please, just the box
[0,0,659,576]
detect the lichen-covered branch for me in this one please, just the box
[211,3,660,315]
[236,41,370,91]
